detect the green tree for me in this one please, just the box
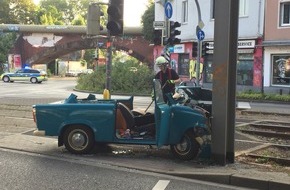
[141,1,155,42]
[0,0,38,24]
[71,15,86,26]
[39,0,91,25]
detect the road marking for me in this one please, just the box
[152,180,170,190]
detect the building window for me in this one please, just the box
[271,55,290,86]
[280,2,290,26]
[211,0,248,19]
[211,0,215,19]
[239,0,249,17]
[182,0,188,23]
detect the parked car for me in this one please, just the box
[1,68,48,83]
[78,69,94,76]
[65,70,82,77]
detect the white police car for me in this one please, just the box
[1,68,48,83]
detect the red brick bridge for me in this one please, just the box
[1,25,153,66]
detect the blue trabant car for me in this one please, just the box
[33,79,211,160]
[1,68,48,83]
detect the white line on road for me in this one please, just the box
[152,180,170,190]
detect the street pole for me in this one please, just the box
[194,0,203,87]
[106,36,112,95]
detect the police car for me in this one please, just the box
[1,68,48,83]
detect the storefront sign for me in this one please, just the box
[173,44,185,53]
[237,40,256,49]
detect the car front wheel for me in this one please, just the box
[170,132,200,160]
[63,125,94,154]
[2,76,10,82]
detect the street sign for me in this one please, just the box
[153,21,166,28]
[197,29,205,41]
[164,2,173,19]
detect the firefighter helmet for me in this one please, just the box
[155,56,167,67]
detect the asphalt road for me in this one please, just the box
[0,148,248,190]
[0,78,153,110]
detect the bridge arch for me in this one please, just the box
[2,25,154,67]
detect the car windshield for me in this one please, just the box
[153,79,165,104]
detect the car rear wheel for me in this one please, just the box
[63,125,94,154]
[30,77,38,83]
[170,132,200,160]
[2,76,10,82]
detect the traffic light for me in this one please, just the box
[192,42,198,57]
[202,42,210,57]
[153,29,163,45]
[166,21,181,46]
[106,0,124,36]
[87,4,103,36]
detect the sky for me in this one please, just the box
[33,0,148,26]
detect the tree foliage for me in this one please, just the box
[141,1,155,43]
[39,0,90,25]
[0,0,38,24]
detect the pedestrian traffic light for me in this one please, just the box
[192,42,198,57]
[153,29,163,45]
[106,0,124,36]
[202,42,210,57]
[166,21,181,46]
[87,4,103,36]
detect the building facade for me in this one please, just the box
[154,0,270,91]
[263,0,290,91]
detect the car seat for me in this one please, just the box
[117,102,155,136]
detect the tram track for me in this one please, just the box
[236,121,290,166]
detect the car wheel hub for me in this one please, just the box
[69,130,88,150]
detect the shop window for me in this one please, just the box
[178,54,190,76]
[237,56,253,86]
[271,55,290,86]
[203,54,254,85]
[280,2,290,26]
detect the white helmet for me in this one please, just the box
[155,56,167,67]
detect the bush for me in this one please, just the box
[237,91,290,102]
[76,57,154,95]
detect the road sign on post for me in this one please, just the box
[197,29,205,41]
[153,21,166,28]
[164,2,173,19]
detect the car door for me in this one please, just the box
[153,79,171,147]
[13,69,24,81]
